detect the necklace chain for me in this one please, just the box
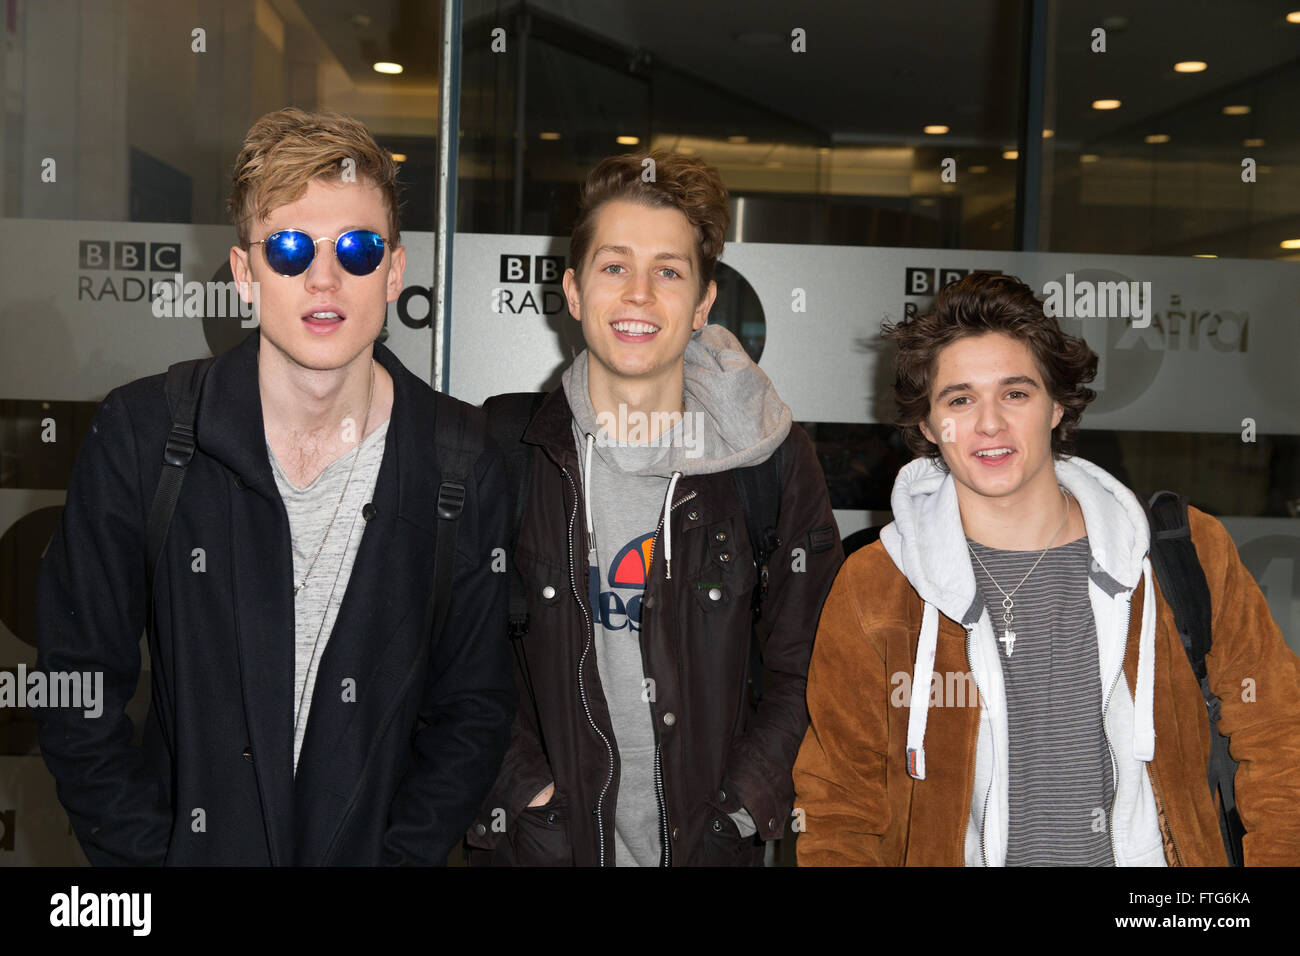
[967,487,1072,657]
[292,358,376,597]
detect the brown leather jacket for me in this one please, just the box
[795,505,1300,866]
[465,388,842,865]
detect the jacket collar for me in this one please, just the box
[523,386,580,468]
[196,330,435,532]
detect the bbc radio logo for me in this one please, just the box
[79,240,181,273]
[500,254,565,284]
[903,267,1001,316]
[78,239,183,304]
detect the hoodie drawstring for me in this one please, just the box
[662,471,682,580]
[583,433,597,566]
[905,602,940,780]
[1133,557,1157,761]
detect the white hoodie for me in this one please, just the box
[878,455,1168,866]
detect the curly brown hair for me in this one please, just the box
[568,150,730,300]
[228,108,402,249]
[881,272,1098,464]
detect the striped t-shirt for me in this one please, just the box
[968,535,1115,866]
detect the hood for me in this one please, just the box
[561,323,792,478]
[879,455,1158,781]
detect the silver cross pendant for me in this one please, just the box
[999,628,1016,658]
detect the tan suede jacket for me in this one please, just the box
[795,506,1300,866]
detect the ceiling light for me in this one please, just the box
[1281,239,1300,249]
[1042,129,1055,138]
[1244,138,1265,147]
[1222,105,1251,115]
[969,165,989,173]
[1080,154,1100,163]
[1193,254,1217,258]
[538,132,561,141]
[727,135,749,144]
[616,135,640,146]
[1286,11,1300,22]
[923,125,949,135]
[373,62,403,75]
[1002,149,1018,160]
[389,152,406,162]
[1092,99,1121,110]
[1144,134,1171,144]
[1173,61,1207,73]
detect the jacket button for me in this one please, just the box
[708,587,722,601]
[643,595,655,609]
[242,747,253,762]
[687,510,699,521]
[546,811,557,824]
[718,789,727,802]
[718,552,731,563]
[234,475,246,490]
[768,818,777,829]
[473,822,486,836]
[663,712,676,726]
[541,585,556,599]
[671,827,678,840]
[362,502,376,521]
[712,819,723,833]
[713,531,727,543]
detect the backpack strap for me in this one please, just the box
[1145,489,1245,866]
[426,399,486,649]
[145,357,215,601]
[482,391,549,757]
[731,443,785,705]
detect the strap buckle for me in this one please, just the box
[163,423,196,467]
[437,480,466,521]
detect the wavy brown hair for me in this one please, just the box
[569,150,730,301]
[881,272,1098,464]
[228,108,401,249]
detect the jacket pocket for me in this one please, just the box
[698,800,763,867]
[509,788,574,867]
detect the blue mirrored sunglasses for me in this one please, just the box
[250,228,388,277]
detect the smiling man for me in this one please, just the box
[35,108,514,865]
[465,151,843,866]
[794,271,1300,866]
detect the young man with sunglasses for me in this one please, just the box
[35,108,515,865]
[794,272,1300,866]
[464,151,843,866]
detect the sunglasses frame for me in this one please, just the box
[249,227,391,278]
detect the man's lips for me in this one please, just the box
[302,306,347,335]
[972,447,1016,467]
[610,319,661,343]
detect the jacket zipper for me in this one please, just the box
[1100,594,1131,865]
[963,623,995,867]
[562,466,615,867]
[647,489,696,867]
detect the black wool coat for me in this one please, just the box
[36,330,514,865]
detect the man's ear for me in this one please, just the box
[230,246,254,303]
[693,279,717,331]
[1050,399,1064,431]
[385,244,406,302]
[562,267,582,321]
[919,417,936,445]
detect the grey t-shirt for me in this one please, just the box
[576,422,673,867]
[269,420,388,774]
[968,535,1116,866]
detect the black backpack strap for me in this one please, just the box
[426,399,485,649]
[482,391,548,757]
[145,358,215,600]
[732,442,785,704]
[1145,489,1245,866]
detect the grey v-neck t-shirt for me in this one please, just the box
[269,420,389,774]
[967,535,1116,866]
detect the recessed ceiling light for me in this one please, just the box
[1092,99,1121,110]
[1222,105,1251,115]
[1281,239,1300,249]
[1244,138,1265,148]
[727,135,749,144]
[373,62,403,75]
[1193,254,1217,258]
[923,125,949,135]
[616,135,640,146]
[1042,129,1055,138]
[1080,154,1100,163]
[1174,61,1207,73]
[1286,11,1300,23]
[1144,134,1171,144]
[969,165,989,174]
[538,131,561,141]
[1002,149,1019,160]
[389,152,406,162]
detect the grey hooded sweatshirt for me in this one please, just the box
[560,324,792,866]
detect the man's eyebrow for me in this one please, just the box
[934,375,1041,400]
[590,244,692,265]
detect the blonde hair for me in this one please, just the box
[228,107,401,248]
